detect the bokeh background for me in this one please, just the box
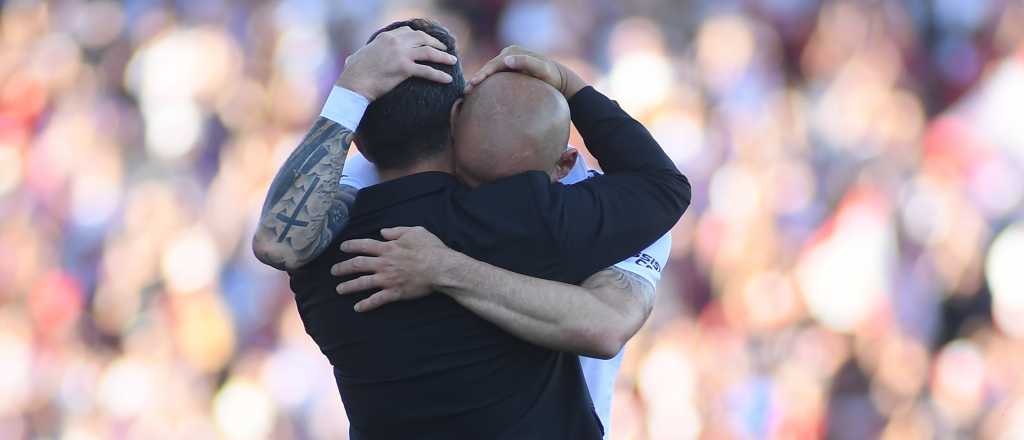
[2,0,1024,438]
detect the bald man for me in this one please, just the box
[451,72,573,186]
[334,72,672,437]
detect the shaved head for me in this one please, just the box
[452,72,571,187]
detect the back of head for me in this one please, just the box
[356,19,465,170]
[453,72,570,186]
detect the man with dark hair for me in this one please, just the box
[355,19,465,170]
[254,20,690,439]
[253,21,458,269]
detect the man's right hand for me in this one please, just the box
[466,45,586,98]
[337,26,458,101]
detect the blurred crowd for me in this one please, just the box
[2,0,1023,438]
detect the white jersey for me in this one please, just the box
[323,86,671,438]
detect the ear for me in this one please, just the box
[449,98,464,139]
[552,147,579,181]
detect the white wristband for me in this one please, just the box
[321,85,370,130]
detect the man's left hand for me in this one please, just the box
[332,226,452,312]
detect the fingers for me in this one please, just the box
[340,238,388,255]
[466,45,532,91]
[467,56,508,89]
[408,63,453,83]
[331,255,382,277]
[504,55,554,82]
[353,289,399,312]
[336,274,381,295]
[466,55,546,93]
[380,227,412,240]
[504,54,536,70]
[410,46,457,65]
[403,46,456,83]
[384,28,455,84]
[405,29,448,51]
[385,26,448,50]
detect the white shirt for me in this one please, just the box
[322,85,672,438]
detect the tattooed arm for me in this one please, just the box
[253,119,359,270]
[332,227,658,359]
[252,25,458,271]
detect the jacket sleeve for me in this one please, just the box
[533,86,691,282]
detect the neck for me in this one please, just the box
[377,150,454,182]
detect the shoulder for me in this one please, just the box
[449,170,562,239]
[456,170,558,204]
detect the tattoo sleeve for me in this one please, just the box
[254,117,359,270]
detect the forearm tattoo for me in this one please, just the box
[255,117,359,269]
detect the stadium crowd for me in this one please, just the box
[1,0,1023,438]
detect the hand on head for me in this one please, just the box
[440,45,588,187]
[337,24,458,101]
[345,19,465,173]
[465,46,586,99]
[338,31,588,187]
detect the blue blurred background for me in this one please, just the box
[2,0,1024,438]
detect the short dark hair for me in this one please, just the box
[355,19,465,170]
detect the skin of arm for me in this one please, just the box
[439,255,655,359]
[252,121,359,271]
[333,227,656,359]
[252,26,457,270]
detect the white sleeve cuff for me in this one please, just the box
[321,85,369,130]
[612,232,672,287]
